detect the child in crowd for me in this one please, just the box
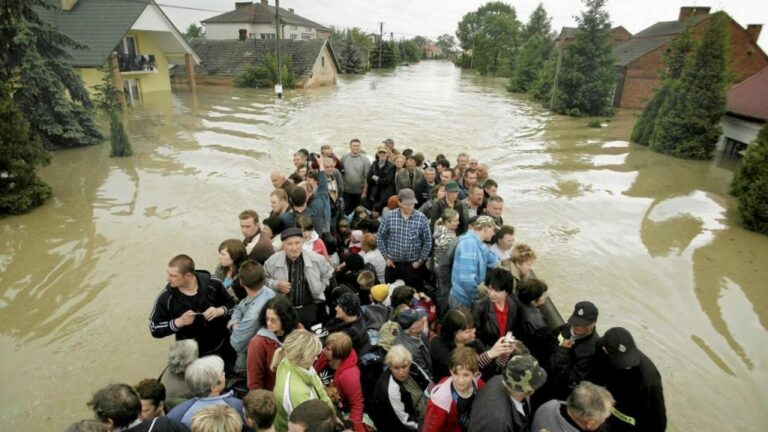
[422,346,485,432]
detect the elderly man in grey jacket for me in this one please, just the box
[263,227,333,328]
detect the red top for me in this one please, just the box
[314,350,365,432]
[246,334,280,391]
[493,301,508,339]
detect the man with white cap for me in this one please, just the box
[376,188,432,291]
[469,354,547,432]
[593,327,667,432]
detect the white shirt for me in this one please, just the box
[360,249,387,283]
[490,243,512,261]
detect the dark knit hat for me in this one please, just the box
[336,292,361,317]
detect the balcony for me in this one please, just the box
[117,53,158,74]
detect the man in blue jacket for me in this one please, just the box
[449,215,499,309]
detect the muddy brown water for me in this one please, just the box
[1,61,766,430]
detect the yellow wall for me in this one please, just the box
[76,30,172,97]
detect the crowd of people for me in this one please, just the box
[66,139,667,432]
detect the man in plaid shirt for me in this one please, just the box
[377,188,432,290]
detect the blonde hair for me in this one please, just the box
[511,243,537,264]
[191,404,242,432]
[270,329,321,370]
[385,344,413,367]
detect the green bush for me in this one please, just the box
[234,65,272,88]
[731,125,768,235]
[109,109,132,157]
[587,119,602,128]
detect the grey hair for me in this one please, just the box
[424,167,436,174]
[185,355,225,397]
[168,339,199,375]
[385,345,412,367]
[567,381,614,421]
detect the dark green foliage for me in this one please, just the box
[552,0,617,117]
[520,3,552,42]
[436,34,456,58]
[108,110,132,157]
[370,41,398,69]
[731,125,768,234]
[529,51,557,103]
[456,2,521,75]
[339,36,364,73]
[234,53,295,88]
[4,1,102,149]
[587,119,602,128]
[94,63,132,157]
[184,23,204,39]
[399,40,422,64]
[0,84,52,215]
[650,13,729,159]
[508,34,553,93]
[631,25,694,145]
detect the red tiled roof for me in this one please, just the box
[727,67,768,121]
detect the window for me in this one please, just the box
[123,78,141,107]
[290,34,297,40]
[321,56,325,67]
[260,33,276,39]
[723,137,747,158]
[117,36,138,56]
[301,33,312,40]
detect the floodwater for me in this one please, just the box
[1,61,766,430]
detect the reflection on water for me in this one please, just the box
[1,61,767,431]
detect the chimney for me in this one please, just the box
[235,2,252,9]
[746,24,763,43]
[289,8,294,13]
[678,6,711,21]
[260,0,268,6]
[61,0,78,11]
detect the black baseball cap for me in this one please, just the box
[568,301,599,326]
[601,327,641,369]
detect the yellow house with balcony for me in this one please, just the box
[40,0,199,106]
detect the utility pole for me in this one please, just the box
[378,22,383,69]
[549,41,565,110]
[275,0,283,98]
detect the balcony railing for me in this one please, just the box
[117,53,157,73]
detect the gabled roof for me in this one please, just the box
[172,38,339,79]
[613,15,707,67]
[202,3,331,32]
[727,67,768,121]
[37,0,197,68]
[556,25,631,41]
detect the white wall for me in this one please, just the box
[717,115,763,150]
[205,22,317,40]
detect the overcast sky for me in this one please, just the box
[159,0,768,52]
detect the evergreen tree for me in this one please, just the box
[520,3,552,43]
[3,1,102,149]
[339,36,363,73]
[631,24,694,145]
[529,50,557,102]
[731,125,768,235]
[370,40,398,68]
[552,0,616,116]
[650,13,729,159]
[94,63,132,157]
[508,34,553,93]
[0,83,52,215]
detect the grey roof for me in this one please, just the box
[557,27,579,41]
[613,36,672,66]
[171,38,339,79]
[613,15,708,66]
[36,0,148,67]
[202,3,331,32]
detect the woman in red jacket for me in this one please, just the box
[246,296,298,390]
[423,346,485,432]
[314,332,366,432]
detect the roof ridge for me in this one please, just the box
[728,66,768,92]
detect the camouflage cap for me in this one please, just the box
[502,355,547,393]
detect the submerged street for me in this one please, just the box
[1,61,766,430]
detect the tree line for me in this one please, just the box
[456,0,617,118]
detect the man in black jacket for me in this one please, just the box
[149,255,235,365]
[593,327,667,432]
[550,301,600,400]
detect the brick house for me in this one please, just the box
[613,6,768,110]
[717,67,768,156]
[202,1,331,41]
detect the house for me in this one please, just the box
[38,0,199,107]
[202,1,331,41]
[554,26,632,47]
[423,44,443,59]
[717,67,768,156]
[170,38,340,88]
[613,6,768,110]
